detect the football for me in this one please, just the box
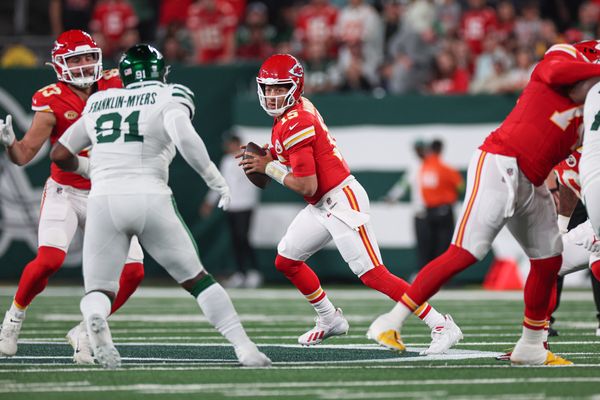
[243,141,271,189]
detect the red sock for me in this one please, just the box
[546,280,558,321]
[275,254,321,295]
[402,245,477,307]
[111,262,144,314]
[14,246,66,308]
[592,260,600,281]
[360,265,409,301]
[524,255,562,329]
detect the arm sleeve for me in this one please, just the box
[535,52,600,86]
[288,143,316,177]
[163,107,212,176]
[58,118,92,155]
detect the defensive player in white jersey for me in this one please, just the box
[50,44,271,369]
[581,79,600,240]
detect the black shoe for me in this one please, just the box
[548,326,559,337]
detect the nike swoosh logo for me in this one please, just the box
[289,122,299,131]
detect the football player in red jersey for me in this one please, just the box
[367,40,600,366]
[0,30,144,364]
[240,54,463,354]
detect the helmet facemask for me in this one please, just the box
[257,79,298,117]
[53,47,103,88]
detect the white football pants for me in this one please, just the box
[83,193,204,294]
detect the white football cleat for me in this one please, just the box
[235,344,272,367]
[510,338,572,366]
[298,308,349,346]
[86,314,120,369]
[66,321,95,365]
[0,310,24,357]
[366,312,405,351]
[421,314,463,355]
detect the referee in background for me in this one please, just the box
[418,139,464,265]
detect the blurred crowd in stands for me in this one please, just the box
[1,0,598,95]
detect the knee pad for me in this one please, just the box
[274,254,303,274]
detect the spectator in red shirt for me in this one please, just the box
[186,0,237,63]
[459,0,497,56]
[236,2,275,61]
[295,0,339,59]
[495,0,516,45]
[428,49,470,94]
[159,0,193,27]
[89,0,139,58]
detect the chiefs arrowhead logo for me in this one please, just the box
[275,140,283,154]
[289,62,303,78]
[566,154,577,167]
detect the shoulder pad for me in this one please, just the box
[31,83,63,112]
[545,44,578,59]
[170,84,196,119]
[280,118,316,151]
[99,69,123,89]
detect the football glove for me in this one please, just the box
[576,234,600,253]
[0,114,15,147]
[201,162,231,211]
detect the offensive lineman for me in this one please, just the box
[50,44,271,369]
[367,41,600,366]
[240,54,462,354]
[0,30,144,364]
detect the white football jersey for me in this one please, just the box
[60,81,196,196]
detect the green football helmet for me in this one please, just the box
[119,44,167,86]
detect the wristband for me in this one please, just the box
[265,161,289,185]
[75,156,90,179]
[557,214,570,234]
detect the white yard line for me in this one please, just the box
[0,286,594,301]
[2,377,600,395]
[1,363,599,373]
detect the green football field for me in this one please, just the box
[0,286,599,399]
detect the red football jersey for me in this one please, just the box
[460,7,497,55]
[31,69,122,190]
[295,3,338,56]
[90,2,138,41]
[186,1,237,63]
[480,43,600,186]
[271,97,350,204]
[554,148,582,198]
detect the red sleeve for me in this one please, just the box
[269,146,277,160]
[535,48,600,86]
[31,84,60,112]
[98,70,123,89]
[289,143,316,177]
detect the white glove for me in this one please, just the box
[200,162,230,211]
[217,187,231,211]
[576,234,600,253]
[0,114,15,147]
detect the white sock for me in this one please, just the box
[521,326,544,345]
[196,283,254,351]
[304,287,336,323]
[80,292,111,321]
[414,303,445,329]
[9,302,25,319]
[313,296,336,323]
[388,301,412,327]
